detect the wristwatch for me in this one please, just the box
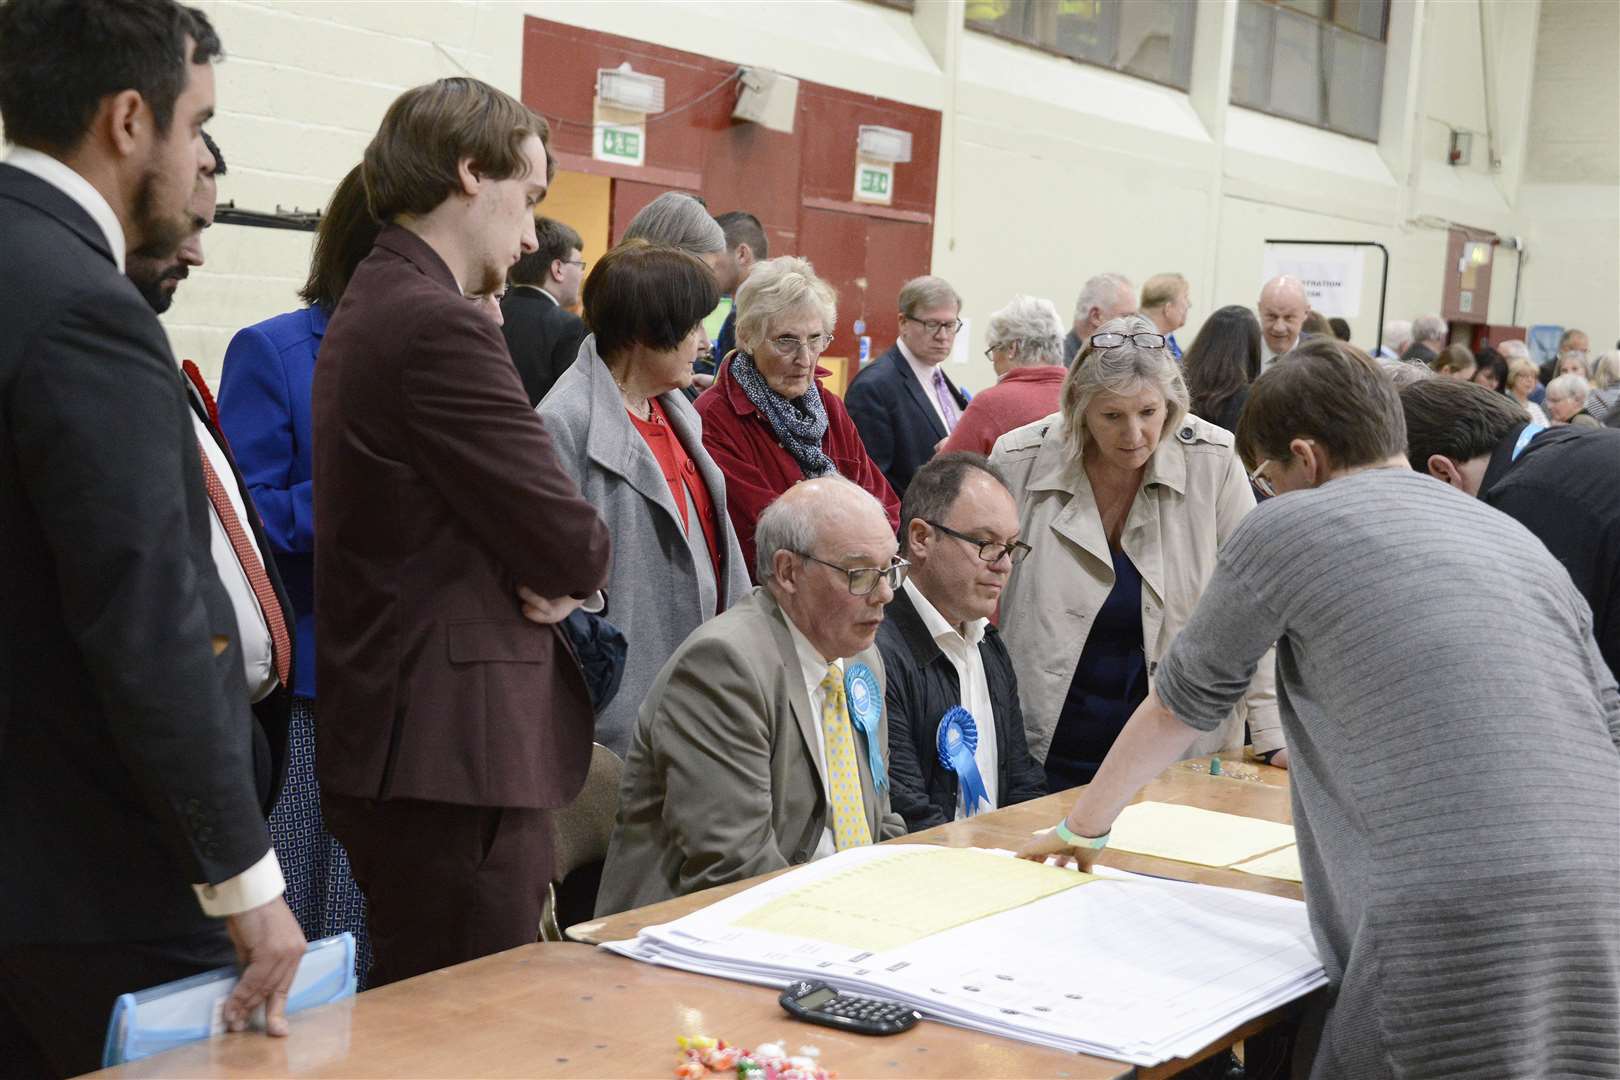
[1054,820,1110,850]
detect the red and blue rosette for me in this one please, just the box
[936,706,990,816]
[843,662,887,793]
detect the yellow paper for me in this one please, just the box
[1108,802,1295,868]
[734,847,1091,952]
[1230,844,1304,882]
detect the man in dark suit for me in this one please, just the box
[313,77,612,988]
[500,213,586,405]
[127,133,293,814]
[845,275,970,498]
[877,453,1046,832]
[0,4,304,1075]
[710,209,767,365]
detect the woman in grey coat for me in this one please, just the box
[540,243,751,756]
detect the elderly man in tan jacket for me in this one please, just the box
[990,316,1283,789]
[596,476,909,916]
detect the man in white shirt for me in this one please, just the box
[597,476,908,915]
[876,453,1047,831]
[0,3,303,1075]
[1257,275,1310,369]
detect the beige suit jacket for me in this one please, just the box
[596,587,906,916]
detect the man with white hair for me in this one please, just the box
[1257,275,1310,369]
[1062,272,1136,366]
[1376,319,1413,361]
[1401,314,1447,366]
[596,476,908,914]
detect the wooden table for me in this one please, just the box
[89,757,1304,1080]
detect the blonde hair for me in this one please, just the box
[1589,350,1620,390]
[734,256,838,353]
[1061,314,1189,463]
[1140,272,1188,312]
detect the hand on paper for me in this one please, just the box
[223,896,307,1035]
[1015,826,1103,872]
[517,585,582,625]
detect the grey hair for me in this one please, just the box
[734,256,838,354]
[621,192,726,256]
[1497,339,1530,360]
[1547,372,1591,403]
[1073,272,1134,325]
[898,275,962,319]
[1588,350,1620,390]
[986,295,1064,367]
[1060,313,1189,463]
[1379,358,1434,388]
[755,474,887,582]
[1412,314,1447,345]
[1382,319,1413,351]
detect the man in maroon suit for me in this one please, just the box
[312,77,611,987]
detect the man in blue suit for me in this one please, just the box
[845,275,970,499]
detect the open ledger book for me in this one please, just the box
[605,845,1325,1067]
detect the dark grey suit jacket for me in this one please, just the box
[500,285,586,406]
[0,162,270,944]
[844,344,968,498]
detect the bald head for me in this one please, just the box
[1258,275,1309,357]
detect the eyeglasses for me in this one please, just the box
[1090,332,1166,350]
[984,341,1017,362]
[924,521,1031,565]
[903,315,964,338]
[561,258,587,271]
[768,333,833,357]
[795,552,910,595]
[1248,460,1277,499]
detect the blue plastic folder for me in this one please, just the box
[101,932,356,1067]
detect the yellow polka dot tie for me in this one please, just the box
[820,664,872,850]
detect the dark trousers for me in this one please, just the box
[0,928,235,1079]
[321,793,552,989]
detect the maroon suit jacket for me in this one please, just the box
[694,355,898,579]
[312,225,611,808]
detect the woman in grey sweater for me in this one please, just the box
[1021,339,1620,1078]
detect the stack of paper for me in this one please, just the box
[606,846,1325,1066]
[1108,802,1296,868]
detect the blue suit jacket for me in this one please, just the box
[844,344,968,498]
[218,305,324,698]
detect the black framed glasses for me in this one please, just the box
[903,315,964,337]
[1090,332,1166,350]
[561,258,587,271]
[924,521,1031,565]
[768,333,833,357]
[796,552,910,595]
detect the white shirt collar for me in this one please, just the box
[5,146,127,272]
[896,337,943,386]
[903,578,986,649]
[783,607,843,700]
[513,283,559,305]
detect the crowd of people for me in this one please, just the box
[2,3,1618,1079]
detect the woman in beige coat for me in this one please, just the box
[990,315,1282,791]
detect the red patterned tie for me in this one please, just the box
[195,440,292,689]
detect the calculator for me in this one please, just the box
[779,980,921,1035]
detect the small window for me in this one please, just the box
[1231,0,1389,141]
[965,0,1197,91]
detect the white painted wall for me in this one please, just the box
[8,0,1609,385]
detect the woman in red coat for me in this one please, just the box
[696,256,899,579]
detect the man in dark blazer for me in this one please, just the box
[845,275,970,498]
[877,454,1045,832]
[0,4,304,1074]
[313,78,611,988]
[500,213,587,405]
[127,134,293,814]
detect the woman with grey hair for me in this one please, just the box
[941,295,1066,456]
[696,255,899,579]
[1546,372,1599,427]
[620,191,726,269]
[990,314,1282,786]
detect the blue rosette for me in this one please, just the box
[843,662,887,793]
[936,706,990,816]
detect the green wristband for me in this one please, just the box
[1054,820,1110,850]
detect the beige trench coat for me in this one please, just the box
[989,412,1283,763]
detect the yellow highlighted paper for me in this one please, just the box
[1109,802,1295,868]
[734,847,1091,953]
[1231,844,1303,882]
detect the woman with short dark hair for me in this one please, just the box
[1180,304,1262,433]
[539,242,751,756]
[1022,338,1620,1078]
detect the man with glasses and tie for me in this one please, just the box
[846,275,972,498]
[877,454,1048,832]
[596,476,908,915]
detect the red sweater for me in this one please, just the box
[695,357,900,580]
[940,365,1066,456]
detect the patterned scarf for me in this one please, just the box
[729,351,837,478]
